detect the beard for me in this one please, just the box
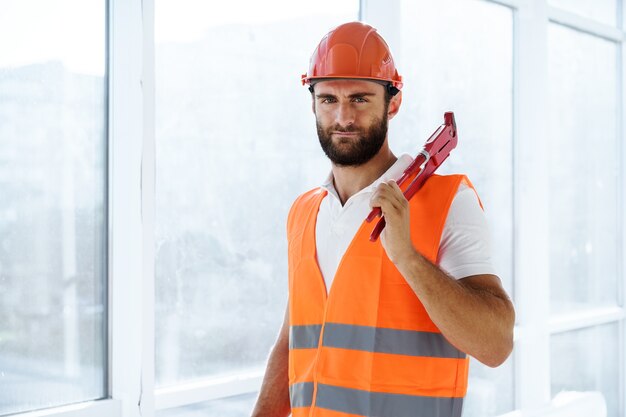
[316,111,388,167]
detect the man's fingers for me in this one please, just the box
[386,180,408,208]
[373,181,406,209]
[370,182,404,214]
[388,179,405,197]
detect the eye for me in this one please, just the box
[320,97,337,104]
[353,97,368,103]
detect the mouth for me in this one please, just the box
[332,131,359,137]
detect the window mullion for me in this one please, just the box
[154,368,265,411]
[617,5,626,415]
[549,307,625,334]
[108,0,155,416]
[547,6,624,41]
[10,400,121,417]
[141,0,156,413]
[513,0,551,411]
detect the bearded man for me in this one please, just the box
[252,21,515,417]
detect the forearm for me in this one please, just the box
[395,250,514,367]
[251,338,291,417]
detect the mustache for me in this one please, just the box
[329,125,360,133]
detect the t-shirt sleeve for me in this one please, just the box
[436,183,497,279]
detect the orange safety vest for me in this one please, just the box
[287,173,475,417]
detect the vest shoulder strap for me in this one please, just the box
[287,187,326,240]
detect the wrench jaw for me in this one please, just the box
[444,111,456,135]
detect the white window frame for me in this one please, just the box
[10,0,624,416]
[108,0,156,415]
[8,401,121,417]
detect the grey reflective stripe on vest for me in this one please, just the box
[316,383,464,417]
[289,382,314,408]
[289,325,322,349]
[322,323,466,358]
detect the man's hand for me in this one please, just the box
[369,179,416,264]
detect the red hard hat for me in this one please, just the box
[302,21,403,90]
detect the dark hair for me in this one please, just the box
[384,85,398,105]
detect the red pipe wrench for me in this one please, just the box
[366,112,458,242]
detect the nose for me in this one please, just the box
[334,102,356,128]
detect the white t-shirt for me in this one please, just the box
[316,154,496,293]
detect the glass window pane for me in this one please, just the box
[0,0,108,414]
[551,324,620,416]
[547,24,619,315]
[155,1,359,387]
[397,0,514,298]
[463,354,515,417]
[548,0,617,27]
[398,3,514,413]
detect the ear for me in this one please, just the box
[387,90,402,121]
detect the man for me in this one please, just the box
[251,22,514,417]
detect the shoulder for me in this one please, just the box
[427,174,483,209]
[412,173,474,212]
[422,173,467,193]
[286,187,327,235]
[437,177,495,279]
[428,173,471,188]
[288,187,326,214]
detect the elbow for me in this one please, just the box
[480,336,514,368]
[478,305,515,368]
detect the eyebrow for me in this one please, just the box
[315,92,378,99]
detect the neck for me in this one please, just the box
[331,144,397,206]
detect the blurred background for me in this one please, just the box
[0,0,624,416]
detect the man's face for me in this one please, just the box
[312,79,390,167]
